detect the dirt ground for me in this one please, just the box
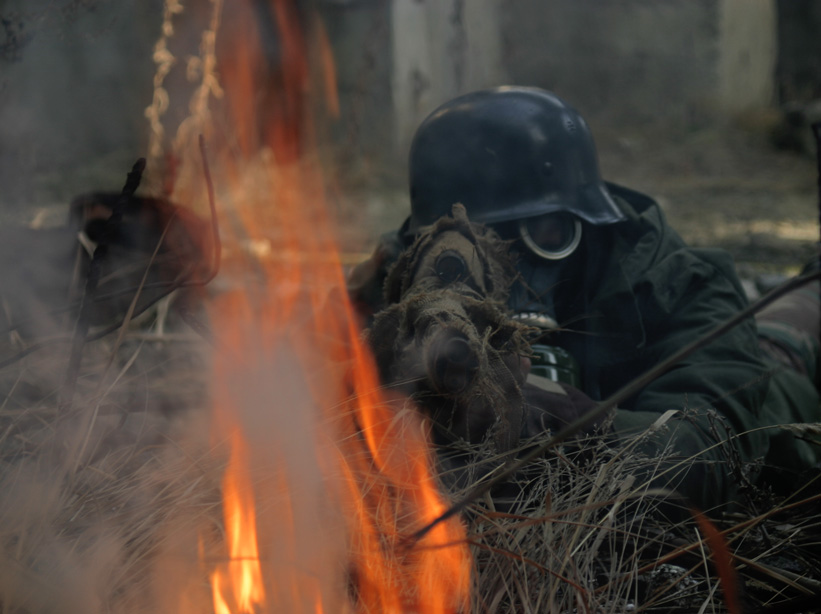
[597,121,820,280]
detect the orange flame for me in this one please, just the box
[211,428,265,614]
[175,1,473,612]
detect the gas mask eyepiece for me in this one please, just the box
[518,212,582,260]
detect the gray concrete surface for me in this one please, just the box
[0,0,818,276]
[0,0,162,213]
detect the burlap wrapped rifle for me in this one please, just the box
[367,204,532,452]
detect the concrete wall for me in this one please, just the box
[0,0,162,210]
[390,0,504,149]
[776,0,821,101]
[315,0,393,162]
[500,0,777,128]
[718,0,777,112]
[0,0,795,210]
[501,0,720,126]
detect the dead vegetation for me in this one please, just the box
[0,336,220,614]
[0,315,819,613]
[443,430,821,613]
[1,190,817,613]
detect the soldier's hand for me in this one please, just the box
[522,378,607,438]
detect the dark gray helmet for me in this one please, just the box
[408,86,625,233]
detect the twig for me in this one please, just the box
[813,121,821,253]
[197,133,222,287]
[811,121,821,369]
[410,269,821,544]
[105,214,177,369]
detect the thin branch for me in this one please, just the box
[811,120,821,352]
[196,133,222,287]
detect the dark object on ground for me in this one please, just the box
[0,190,209,345]
[771,99,821,156]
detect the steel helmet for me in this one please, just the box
[408,86,625,233]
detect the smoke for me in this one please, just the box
[0,2,396,611]
[0,462,117,614]
[218,348,349,611]
[0,332,224,614]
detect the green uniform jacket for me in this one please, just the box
[570,185,820,509]
[350,184,820,509]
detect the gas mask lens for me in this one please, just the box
[518,212,582,260]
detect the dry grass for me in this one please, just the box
[443,429,821,613]
[0,335,223,614]
[0,334,819,614]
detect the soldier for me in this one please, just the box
[349,86,821,511]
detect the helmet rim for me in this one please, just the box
[408,183,625,234]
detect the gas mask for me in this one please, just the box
[512,212,585,387]
[498,212,584,321]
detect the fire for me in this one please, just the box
[163,0,472,612]
[210,428,265,614]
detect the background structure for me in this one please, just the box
[1,0,819,270]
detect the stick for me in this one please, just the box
[813,122,821,255]
[811,121,821,376]
[197,133,222,286]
